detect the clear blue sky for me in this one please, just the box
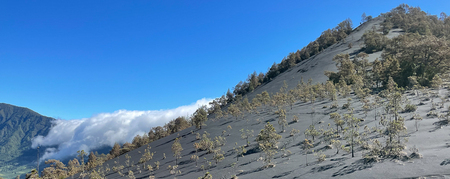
[1,0,448,120]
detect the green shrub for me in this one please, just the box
[331,102,339,109]
[427,111,438,118]
[314,152,326,162]
[404,104,417,112]
[342,103,350,109]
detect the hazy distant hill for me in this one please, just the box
[0,103,54,177]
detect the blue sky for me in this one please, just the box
[1,0,448,120]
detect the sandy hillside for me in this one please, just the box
[246,17,385,99]
[71,17,450,179]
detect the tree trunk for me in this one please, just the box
[375,107,377,121]
[305,153,308,166]
[351,135,354,158]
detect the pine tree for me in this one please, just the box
[325,81,337,101]
[234,145,247,162]
[361,12,367,23]
[172,138,183,165]
[385,119,407,157]
[140,145,153,168]
[287,91,296,109]
[240,97,252,113]
[290,128,300,141]
[431,75,443,89]
[87,151,97,170]
[68,158,81,176]
[338,78,351,97]
[323,127,337,145]
[214,107,223,119]
[330,113,344,133]
[383,80,404,121]
[251,97,262,112]
[302,139,313,165]
[261,91,271,106]
[372,59,383,89]
[77,150,87,178]
[42,159,68,179]
[304,124,320,141]
[343,113,361,157]
[413,113,422,131]
[308,87,316,104]
[331,139,341,154]
[333,54,356,84]
[191,155,199,167]
[372,95,382,121]
[362,98,371,117]
[277,108,288,132]
[199,132,214,154]
[212,148,225,164]
[193,107,208,129]
[110,143,121,158]
[256,122,282,166]
[228,103,242,120]
[226,89,234,103]
[240,129,254,147]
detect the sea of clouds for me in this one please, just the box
[31,98,212,161]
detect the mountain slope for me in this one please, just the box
[0,103,54,177]
[247,17,385,99]
[67,12,450,178]
[69,17,398,179]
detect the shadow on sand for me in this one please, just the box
[331,159,373,177]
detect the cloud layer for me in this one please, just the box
[32,98,212,161]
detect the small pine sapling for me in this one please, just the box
[290,128,300,141]
[277,108,288,132]
[213,148,225,164]
[304,124,320,141]
[234,145,246,161]
[331,139,341,154]
[191,155,199,167]
[292,115,299,123]
[171,138,183,165]
[240,129,254,147]
[302,139,313,165]
[127,170,135,179]
[314,151,326,162]
[413,113,422,131]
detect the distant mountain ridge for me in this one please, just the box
[0,103,54,164]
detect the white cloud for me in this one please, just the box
[32,98,212,161]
